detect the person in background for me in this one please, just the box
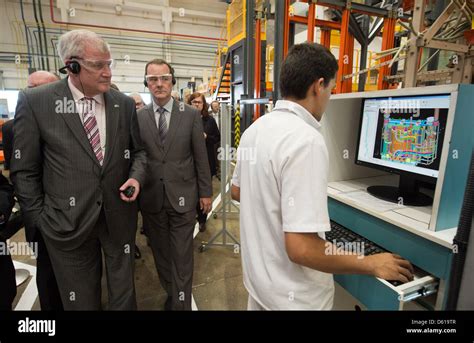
[0,173,15,310]
[231,43,413,310]
[209,100,221,130]
[26,71,59,88]
[137,59,211,310]
[2,70,63,311]
[187,92,219,233]
[209,100,222,180]
[183,93,191,104]
[129,92,145,110]
[171,91,181,102]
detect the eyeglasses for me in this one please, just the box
[145,74,173,83]
[75,58,115,71]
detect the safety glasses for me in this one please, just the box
[75,58,115,71]
[145,74,173,83]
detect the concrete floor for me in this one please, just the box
[7,175,358,311]
[7,176,428,311]
[9,176,248,310]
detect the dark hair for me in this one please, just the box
[144,58,175,79]
[279,43,338,100]
[187,92,209,117]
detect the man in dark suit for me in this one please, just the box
[2,70,63,311]
[11,29,147,310]
[137,59,212,310]
[0,173,15,310]
[2,120,14,172]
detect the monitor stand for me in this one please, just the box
[367,174,433,207]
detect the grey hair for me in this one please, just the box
[129,92,144,100]
[57,29,110,62]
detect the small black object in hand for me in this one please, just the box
[122,186,135,198]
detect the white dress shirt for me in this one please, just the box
[68,78,107,158]
[232,99,334,310]
[152,97,173,130]
[209,110,220,130]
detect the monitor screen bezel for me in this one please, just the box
[354,93,450,183]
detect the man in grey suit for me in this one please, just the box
[137,59,212,310]
[11,29,147,310]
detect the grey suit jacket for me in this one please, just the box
[10,78,147,250]
[137,101,211,214]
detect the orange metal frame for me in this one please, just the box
[321,29,331,48]
[290,14,341,30]
[280,0,400,93]
[336,8,353,93]
[283,0,291,57]
[282,1,351,93]
[377,17,396,89]
[307,3,316,42]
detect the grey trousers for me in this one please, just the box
[43,210,137,310]
[143,195,196,311]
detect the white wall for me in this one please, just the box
[0,0,226,94]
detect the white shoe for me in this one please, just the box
[15,268,30,287]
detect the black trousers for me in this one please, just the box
[196,202,207,225]
[143,196,196,311]
[33,230,63,311]
[0,238,16,310]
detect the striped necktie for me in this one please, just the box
[82,97,104,166]
[157,107,168,144]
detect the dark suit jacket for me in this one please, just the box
[10,78,147,250]
[0,174,14,240]
[202,115,220,176]
[137,101,211,214]
[2,120,14,170]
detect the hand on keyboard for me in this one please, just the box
[367,253,414,284]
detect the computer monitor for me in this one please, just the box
[355,94,451,206]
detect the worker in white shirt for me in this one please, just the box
[231,43,414,310]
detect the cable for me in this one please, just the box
[32,0,45,70]
[38,0,50,71]
[19,0,32,69]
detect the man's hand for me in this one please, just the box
[367,253,414,283]
[119,178,140,202]
[200,197,212,214]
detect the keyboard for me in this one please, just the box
[326,220,386,256]
[326,220,405,286]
